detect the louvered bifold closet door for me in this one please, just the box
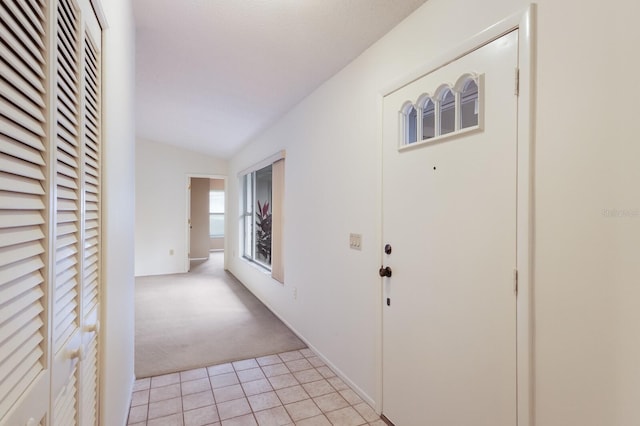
[51,0,82,424]
[79,27,101,426]
[0,0,51,425]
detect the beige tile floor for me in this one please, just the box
[128,348,387,426]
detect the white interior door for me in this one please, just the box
[0,0,50,424]
[381,30,519,426]
[1,0,101,424]
[51,0,102,424]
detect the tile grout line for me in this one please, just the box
[132,349,379,425]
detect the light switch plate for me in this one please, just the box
[349,233,362,250]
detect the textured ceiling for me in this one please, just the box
[134,0,428,158]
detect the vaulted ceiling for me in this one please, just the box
[134,0,428,158]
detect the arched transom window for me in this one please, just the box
[399,73,482,147]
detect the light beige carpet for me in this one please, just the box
[134,253,305,378]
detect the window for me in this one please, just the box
[240,155,285,282]
[422,98,435,140]
[438,87,456,135]
[460,78,479,129]
[407,105,418,143]
[399,73,483,148]
[209,190,225,237]
[242,165,273,268]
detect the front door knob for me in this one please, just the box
[379,266,392,277]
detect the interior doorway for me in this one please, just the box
[186,175,226,271]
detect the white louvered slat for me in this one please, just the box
[0,225,44,249]
[0,79,45,122]
[82,29,100,326]
[0,190,45,210]
[0,43,44,94]
[0,97,46,137]
[57,173,78,191]
[0,298,42,344]
[56,210,76,224]
[0,115,45,151]
[0,332,43,383]
[0,0,47,421]
[0,19,44,79]
[57,139,78,159]
[52,0,81,365]
[0,322,42,380]
[0,210,44,228]
[53,369,77,426]
[0,152,45,180]
[0,256,43,287]
[1,63,46,109]
[5,1,45,44]
[77,26,102,426]
[57,186,78,201]
[57,198,77,213]
[56,162,78,180]
[81,336,98,426]
[0,270,42,303]
[0,286,43,330]
[0,349,42,419]
[0,5,44,63]
[0,172,45,195]
[0,240,44,267]
[0,135,45,165]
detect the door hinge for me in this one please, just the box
[514,68,520,96]
[513,268,519,295]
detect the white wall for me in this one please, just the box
[227,0,640,425]
[100,0,136,424]
[135,139,227,276]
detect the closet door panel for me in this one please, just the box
[51,0,82,424]
[79,22,101,426]
[0,0,50,424]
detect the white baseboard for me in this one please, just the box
[228,272,377,410]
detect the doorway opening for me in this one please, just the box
[187,175,226,271]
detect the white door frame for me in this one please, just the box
[376,5,536,426]
[184,174,227,272]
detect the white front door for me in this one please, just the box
[381,30,519,426]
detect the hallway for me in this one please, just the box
[135,253,305,377]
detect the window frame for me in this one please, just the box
[398,73,484,151]
[238,152,285,280]
[242,165,273,270]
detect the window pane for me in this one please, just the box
[254,165,272,266]
[422,99,435,140]
[210,190,224,213]
[460,79,479,129]
[407,106,417,144]
[244,214,252,258]
[439,88,455,135]
[244,174,252,214]
[210,214,224,237]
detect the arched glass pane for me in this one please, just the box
[439,89,455,135]
[460,79,479,129]
[422,99,435,140]
[407,106,417,144]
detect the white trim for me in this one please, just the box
[228,271,377,408]
[515,6,536,426]
[376,5,536,426]
[236,150,286,177]
[90,0,108,29]
[381,7,533,97]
